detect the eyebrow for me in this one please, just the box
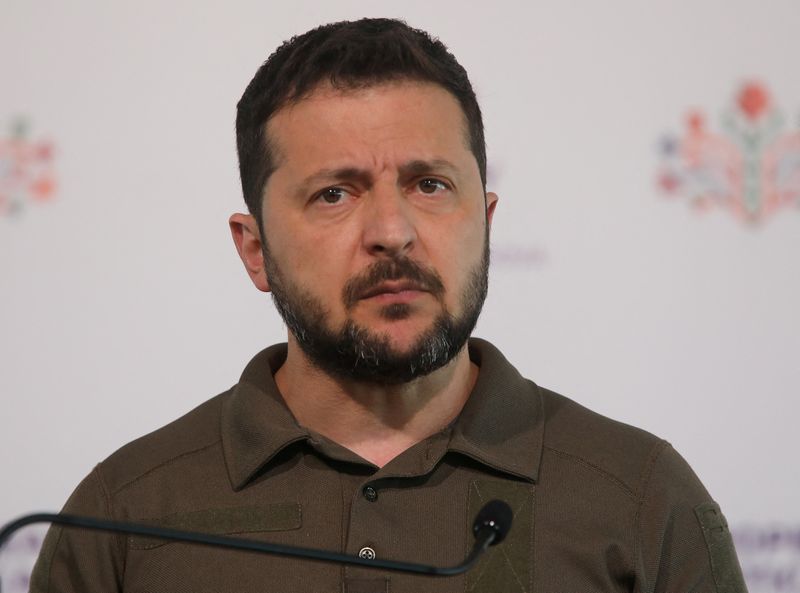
[398,159,459,178]
[298,159,460,193]
[299,167,372,191]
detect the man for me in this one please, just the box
[31,18,747,593]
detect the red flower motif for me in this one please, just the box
[30,176,56,200]
[737,82,770,121]
[687,111,705,133]
[658,172,679,193]
[35,142,53,161]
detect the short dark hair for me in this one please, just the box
[235,18,486,223]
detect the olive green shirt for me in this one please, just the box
[31,339,747,592]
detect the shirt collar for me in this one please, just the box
[447,338,543,482]
[222,339,544,490]
[221,344,308,490]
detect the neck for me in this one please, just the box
[274,337,478,467]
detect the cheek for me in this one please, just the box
[270,223,356,294]
[432,220,486,290]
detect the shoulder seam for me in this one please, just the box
[632,439,671,593]
[44,518,66,592]
[91,465,128,584]
[635,439,670,502]
[543,445,638,502]
[110,439,222,496]
[91,465,114,519]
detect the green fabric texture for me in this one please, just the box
[466,479,534,593]
[694,502,748,593]
[343,577,390,593]
[128,504,302,549]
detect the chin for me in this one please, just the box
[369,319,439,346]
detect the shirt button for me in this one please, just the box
[363,485,378,502]
[358,546,376,560]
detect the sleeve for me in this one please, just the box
[635,442,748,593]
[29,466,125,593]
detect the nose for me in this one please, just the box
[361,184,417,258]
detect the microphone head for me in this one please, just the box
[472,499,513,545]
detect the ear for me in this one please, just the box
[485,192,499,228]
[229,213,270,292]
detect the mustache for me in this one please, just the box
[343,257,445,310]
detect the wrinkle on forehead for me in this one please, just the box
[263,80,474,175]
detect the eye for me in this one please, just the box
[316,187,349,205]
[417,178,450,195]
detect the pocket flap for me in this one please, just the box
[128,503,302,550]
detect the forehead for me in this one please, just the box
[264,81,474,173]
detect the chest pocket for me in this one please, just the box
[466,480,535,593]
[128,503,302,550]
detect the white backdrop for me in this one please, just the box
[2,1,799,590]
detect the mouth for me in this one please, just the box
[358,280,429,301]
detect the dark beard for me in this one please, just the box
[262,240,489,385]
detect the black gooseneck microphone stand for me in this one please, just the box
[0,499,512,588]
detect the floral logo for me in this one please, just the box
[0,117,57,217]
[657,82,800,224]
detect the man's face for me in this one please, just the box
[252,81,497,383]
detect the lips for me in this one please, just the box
[358,280,428,300]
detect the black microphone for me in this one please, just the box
[472,498,513,545]
[0,499,512,581]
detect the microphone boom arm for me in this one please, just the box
[0,502,511,578]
